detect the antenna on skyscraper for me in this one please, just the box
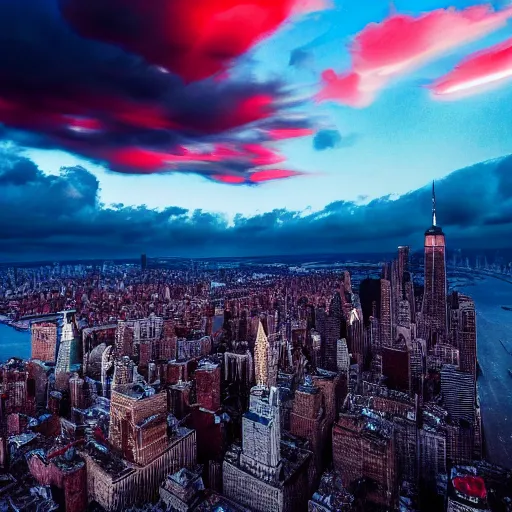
[432,180,437,227]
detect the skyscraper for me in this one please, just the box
[422,181,447,347]
[254,320,279,389]
[397,246,410,292]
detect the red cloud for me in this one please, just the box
[212,175,246,184]
[60,0,328,83]
[430,38,512,98]
[212,168,304,184]
[244,144,286,166]
[250,169,302,182]
[317,5,512,107]
[268,127,315,140]
[0,0,319,185]
[104,143,301,183]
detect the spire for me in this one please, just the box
[432,180,437,227]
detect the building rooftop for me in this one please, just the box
[114,383,157,400]
[244,410,271,426]
[425,225,444,236]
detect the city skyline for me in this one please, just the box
[1,208,509,511]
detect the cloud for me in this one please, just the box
[1,149,512,261]
[430,37,512,98]
[59,0,328,83]
[0,0,317,182]
[312,129,357,150]
[316,5,512,107]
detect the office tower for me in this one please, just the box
[324,293,342,371]
[31,319,59,363]
[418,421,448,487]
[450,293,477,378]
[336,338,350,374]
[396,299,412,343]
[380,275,393,348]
[343,271,352,295]
[82,324,117,377]
[382,346,410,392]
[176,336,212,360]
[223,386,311,512]
[242,387,281,470]
[112,356,135,390]
[311,330,322,369]
[0,360,36,418]
[141,253,147,270]
[405,339,423,398]
[224,349,254,389]
[195,361,221,412]
[190,361,226,465]
[346,306,364,366]
[108,385,169,465]
[254,321,279,389]
[441,365,475,424]
[422,182,447,347]
[324,315,340,372]
[55,310,80,390]
[87,387,197,510]
[397,246,410,290]
[290,372,339,474]
[69,373,85,409]
[333,412,397,508]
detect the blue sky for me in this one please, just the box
[20,0,512,218]
[1,0,512,260]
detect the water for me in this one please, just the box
[457,276,512,469]
[0,322,31,362]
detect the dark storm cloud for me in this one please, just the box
[312,129,357,151]
[1,151,511,261]
[0,0,314,182]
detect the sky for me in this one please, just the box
[0,0,512,260]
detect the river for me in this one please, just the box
[0,322,31,363]
[0,277,510,467]
[456,275,512,469]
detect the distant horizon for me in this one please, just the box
[2,245,512,268]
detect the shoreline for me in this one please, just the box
[0,315,30,332]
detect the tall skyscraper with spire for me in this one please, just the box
[422,181,447,347]
[254,320,279,389]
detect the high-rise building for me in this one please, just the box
[324,293,343,371]
[441,365,476,424]
[422,181,447,347]
[108,384,169,466]
[141,253,147,270]
[254,321,279,389]
[336,338,350,374]
[223,386,311,512]
[449,292,477,378]
[397,246,410,292]
[380,276,393,348]
[333,412,397,508]
[346,306,364,366]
